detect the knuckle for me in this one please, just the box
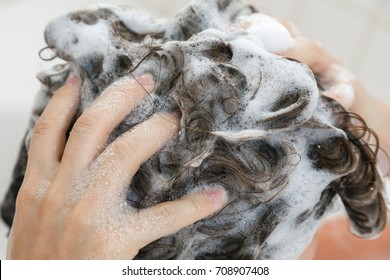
[15,180,65,223]
[36,193,64,220]
[111,137,137,163]
[32,119,52,139]
[71,111,100,136]
[15,188,34,209]
[16,185,54,214]
[155,203,177,221]
[37,197,57,214]
[188,196,204,213]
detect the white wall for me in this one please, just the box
[250,0,390,102]
[0,0,389,259]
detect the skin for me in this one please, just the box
[278,19,390,168]
[7,19,389,260]
[6,74,226,259]
[278,19,390,260]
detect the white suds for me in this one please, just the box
[34,0,385,260]
[233,13,295,53]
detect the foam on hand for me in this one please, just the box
[233,13,295,53]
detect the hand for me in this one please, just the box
[277,19,390,259]
[277,19,390,172]
[277,19,355,109]
[7,74,226,259]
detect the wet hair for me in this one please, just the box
[1,0,387,259]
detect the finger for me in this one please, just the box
[275,19,343,75]
[60,74,154,175]
[276,18,301,38]
[134,188,227,249]
[279,37,323,66]
[26,76,80,178]
[323,82,355,109]
[75,111,180,209]
[280,37,341,75]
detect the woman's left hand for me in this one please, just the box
[7,74,226,259]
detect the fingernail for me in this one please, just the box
[170,108,182,120]
[202,188,227,210]
[135,73,155,92]
[67,74,79,86]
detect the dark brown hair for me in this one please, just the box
[1,0,387,259]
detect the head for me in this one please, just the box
[2,0,387,259]
[126,31,387,259]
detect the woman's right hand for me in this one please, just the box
[276,19,390,260]
[277,19,390,172]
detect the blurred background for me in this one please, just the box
[0,0,389,259]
